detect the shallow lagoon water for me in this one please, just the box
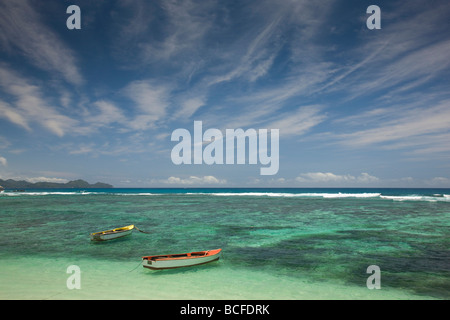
[0,188,448,299]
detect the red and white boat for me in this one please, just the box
[142,249,222,270]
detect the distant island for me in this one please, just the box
[0,179,113,189]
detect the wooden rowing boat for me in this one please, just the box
[142,248,222,270]
[90,225,135,241]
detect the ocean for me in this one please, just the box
[0,188,448,300]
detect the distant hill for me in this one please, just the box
[0,179,113,189]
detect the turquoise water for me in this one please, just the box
[0,188,449,299]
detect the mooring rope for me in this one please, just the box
[128,259,144,273]
[134,226,151,234]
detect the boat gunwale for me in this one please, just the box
[142,249,222,262]
[142,256,221,270]
[90,225,134,236]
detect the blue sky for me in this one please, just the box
[0,0,450,187]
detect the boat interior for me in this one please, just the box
[147,251,209,260]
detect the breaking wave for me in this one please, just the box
[1,189,450,202]
[380,194,450,202]
[201,192,382,198]
[191,192,450,202]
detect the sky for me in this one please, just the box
[0,0,450,188]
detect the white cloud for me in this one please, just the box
[296,172,379,184]
[0,156,7,167]
[25,177,69,184]
[164,175,227,185]
[357,172,380,183]
[426,177,450,187]
[0,174,72,184]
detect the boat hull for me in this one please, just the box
[90,225,134,241]
[90,229,133,241]
[142,249,222,270]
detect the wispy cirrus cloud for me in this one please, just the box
[113,0,216,71]
[323,1,450,99]
[342,39,450,100]
[266,105,326,136]
[110,0,334,137]
[332,98,450,156]
[310,1,450,162]
[0,65,80,137]
[206,15,283,86]
[87,101,125,128]
[0,0,83,85]
[0,99,31,131]
[1,0,449,187]
[122,80,172,131]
